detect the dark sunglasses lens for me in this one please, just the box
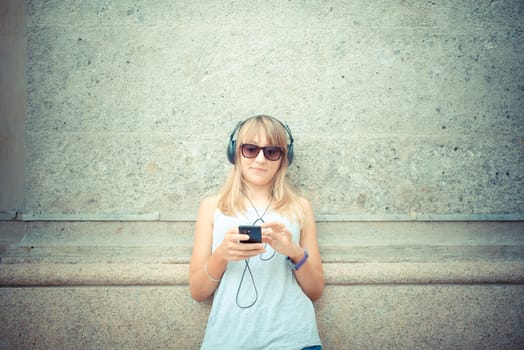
[241,144,260,158]
[263,147,283,161]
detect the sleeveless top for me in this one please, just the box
[199,208,322,350]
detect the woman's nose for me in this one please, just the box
[255,149,266,162]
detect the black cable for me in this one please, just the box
[235,215,276,308]
[253,217,276,261]
[235,259,258,308]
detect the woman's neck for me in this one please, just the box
[242,186,273,207]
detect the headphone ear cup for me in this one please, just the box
[287,143,294,166]
[227,139,236,164]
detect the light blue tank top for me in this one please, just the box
[200,208,322,350]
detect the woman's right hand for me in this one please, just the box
[214,227,266,261]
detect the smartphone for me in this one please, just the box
[238,225,262,244]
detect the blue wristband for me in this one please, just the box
[287,249,309,270]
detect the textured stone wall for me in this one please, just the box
[0,0,26,212]
[1,285,523,349]
[24,0,524,218]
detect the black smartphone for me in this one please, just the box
[238,225,262,243]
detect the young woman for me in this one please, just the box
[189,115,324,350]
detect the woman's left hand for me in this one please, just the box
[261,222,302,258]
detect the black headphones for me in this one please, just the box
[227,115,294,165]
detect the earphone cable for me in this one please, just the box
[244,193,276,261]
[235,259,258,309]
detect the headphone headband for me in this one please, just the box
[227,115,294,165]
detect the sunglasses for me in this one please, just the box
[240,143,284,161]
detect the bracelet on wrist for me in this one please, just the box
[204,259,221,283]
[286,249,309,270]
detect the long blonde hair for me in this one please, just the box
[217,115,304,225]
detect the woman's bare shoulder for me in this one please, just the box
[297,195,313,212]
[198,195,218,216]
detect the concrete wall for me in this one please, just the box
[1,1,524,349]
[0,0,26,213]
[21,0,524,217]
[1,285,523,349]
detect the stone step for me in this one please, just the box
[2,220,523,246]
[1,221,523,286]
[2,243,523,264]
[1,260,523,287]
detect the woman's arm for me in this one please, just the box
[189,196,267,301]
[262,197,324,301]
[188,196,226,301]
[291,197,324,301]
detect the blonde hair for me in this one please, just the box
[217,115,304,225]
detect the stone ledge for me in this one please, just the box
[2,221,522,287]
[2,242,523,264]
[1,260,523,287]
